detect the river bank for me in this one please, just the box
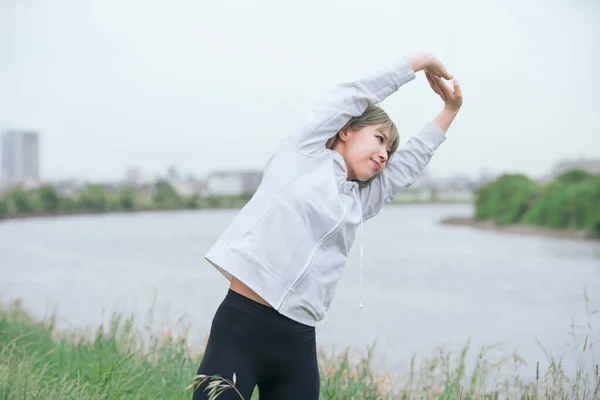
[440,216,599,241]
[2,298,597,399]
[0,200,471,223]
[0,208,176,222]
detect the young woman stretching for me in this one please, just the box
[193,51,463,400]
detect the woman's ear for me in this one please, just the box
[338,126,350,143]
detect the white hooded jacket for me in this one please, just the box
[205,56,447,326]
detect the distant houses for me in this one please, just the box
[549,159,600,180]
[1,151,599,201]
[204,170,263,196]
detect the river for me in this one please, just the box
[1,203,599,379]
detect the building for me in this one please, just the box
[1,130,40,182]
[205,170,263,196]
[550,158,600,179]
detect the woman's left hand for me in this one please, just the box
[425,70,463,112]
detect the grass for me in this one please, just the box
[1,292,599,400]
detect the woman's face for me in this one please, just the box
[337,123,392,182]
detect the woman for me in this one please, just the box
[193,51,463,400]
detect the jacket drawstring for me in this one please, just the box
[351,186,364,309]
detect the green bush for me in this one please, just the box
[153,181,182,210]
[77,185,108,212]
[476,169,600,235]
[60,196,78,212]
[555,168,592,184]
[0,181,256,219]
[34,185,61,213]
[474,174,538,225]
[0,197,7,218]
[4,186,35,214]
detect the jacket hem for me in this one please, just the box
[205,238,318,327]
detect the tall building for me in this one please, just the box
[1,130,40,182]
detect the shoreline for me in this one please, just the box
[0,201,471,223]
[0,208,231,222]
[440,216,599,241]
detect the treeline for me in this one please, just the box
[474,169,600,236]
[0,180,253,219]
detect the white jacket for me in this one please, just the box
[205,57,447,326]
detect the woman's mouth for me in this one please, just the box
[371,159,381,172]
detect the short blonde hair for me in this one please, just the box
[325,104,400,185]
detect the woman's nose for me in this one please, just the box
[379,149,388,162]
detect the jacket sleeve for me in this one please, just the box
[359,122,447,220]
[285,57,416,156]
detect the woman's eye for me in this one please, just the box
[376,136,384,143]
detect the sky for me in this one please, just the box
[1,0,599,182]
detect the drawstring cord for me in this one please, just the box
[351,186,364,308]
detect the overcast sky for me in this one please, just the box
[1,0,599,182]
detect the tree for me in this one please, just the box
[35,185,61,213]
[0,197,7,218]
[555,169,591,184]
[153,180,181,209]
[118,188,136,211]
[77,185,107,212]
[5,186,34,214]
[476,169,600,235]
[474,174,538,224]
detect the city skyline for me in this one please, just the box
[0,128,596,184]
[1,0,599,182]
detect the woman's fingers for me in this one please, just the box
[452,79,463,109]
[434,75,453,100]
[437,66,453,81]
[427,71,446,101]
[427,68,463,110]
[424,70,435,88]
[453,79,462,99]
[424,71,442,99]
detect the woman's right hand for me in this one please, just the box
[408,52,453,81]
[425,70,463,112]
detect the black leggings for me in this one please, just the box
[192,289,319,400]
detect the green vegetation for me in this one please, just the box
[1,294,598,399]
[474,169,600,237]
[0,181,253,220]
[0,181,470,221]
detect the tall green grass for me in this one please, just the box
[1,293,598,399]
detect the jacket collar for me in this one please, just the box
[330,150,359,190]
